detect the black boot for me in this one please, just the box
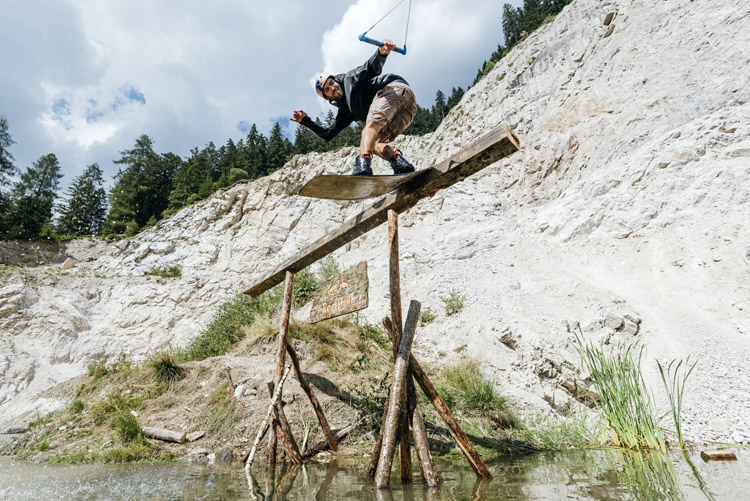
[389,150,414,174]
[352,154,373,176]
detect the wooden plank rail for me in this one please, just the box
[244,124,520,298]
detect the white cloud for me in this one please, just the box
[0,0,515,189]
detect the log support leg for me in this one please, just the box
[374,300,421,489]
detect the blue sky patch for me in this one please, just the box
[121,85,146,105]
[237,120,251,133]
[52,97,71,116]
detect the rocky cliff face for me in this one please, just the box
[2,0,749,442]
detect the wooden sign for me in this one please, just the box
[310,261,369,323]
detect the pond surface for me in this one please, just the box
[0,449,746,500]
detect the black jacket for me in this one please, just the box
[301,49,408,141]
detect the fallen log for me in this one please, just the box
[305,416,370,456]
[141,426,186,444]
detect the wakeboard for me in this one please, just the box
[298,169,431,201]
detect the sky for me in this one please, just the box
[0,0,518,192]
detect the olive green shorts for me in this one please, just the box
[366,82,417,142]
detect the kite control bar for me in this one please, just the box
[358,32,407,55]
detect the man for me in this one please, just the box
[291,39,417,176]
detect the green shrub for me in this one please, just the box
[317,255,341,283]
[347,372,390,430]
[440,290,466,316]
[419,307,436,326]
[71,400,85,414]
[117,414,141,443]
[143,265,181,278]
[87,353,131,381]
[293,267,318,305]
[178,290,282,362]
[357,321,390,350]
[91,393,143,426]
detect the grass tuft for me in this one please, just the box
[657,357,697,450]
[438,360,520,429]
[148,351,186,384]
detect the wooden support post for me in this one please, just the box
[408,377,439,487]
[387,209,413,484]
[268,271,294,464]
[375,300,421,489]
[383,317,492,479]
[272,464,300,501]
[285,342,338,452]
[267,381,301,459]
[245,363,293,485]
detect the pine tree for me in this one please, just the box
[6,153,63,238]
[244,124,267,179]
[0,115,17,187]
[266,122,292,174]
[102,135,173,235]
[502,4,523,47]
[447,87,465,110]
[56,163,107,236]
[168,147,213,210]
[432,90,448,125]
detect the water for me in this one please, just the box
[0,449,746,500]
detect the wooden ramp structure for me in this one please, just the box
[242,123,521,490]
[244,124,520,298]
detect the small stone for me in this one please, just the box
[708,418,732,431]
[42,279,54,286]
[216,448,234,463]
[622,319,639,335]
[101,440,113,449]
[509,282,521,290]
[234,384,246,398]
[186,431,206,442]
[2,426,27,434]
[623,312,641,324]
[604,313,624,329]
[61,258,75,270]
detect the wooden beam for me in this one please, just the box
[244,124,520,297]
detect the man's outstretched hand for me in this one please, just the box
[379,39,396,56]
[291,110,306,123]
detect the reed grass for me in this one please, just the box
[575,332,665,451]
[657,357,697,450]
